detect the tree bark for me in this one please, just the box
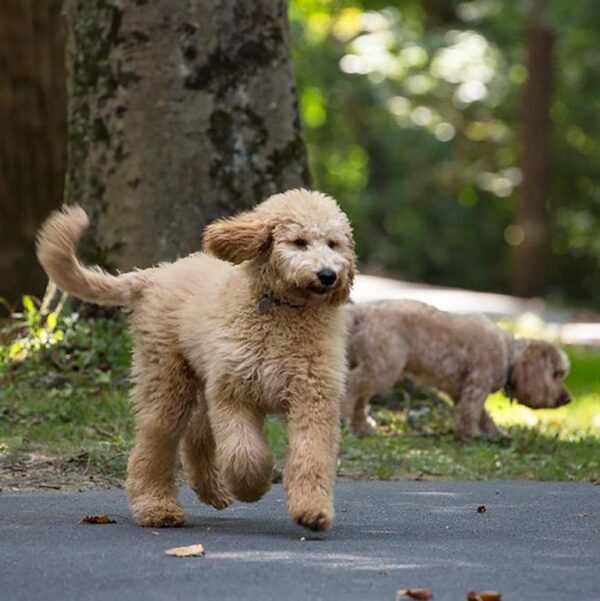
[64,0,309,271]
[511,0,555,297]
[0,0,66,303]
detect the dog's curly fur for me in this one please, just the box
[342,300,571,440]
[37,189,356,531]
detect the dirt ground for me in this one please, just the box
[0,450,118,492]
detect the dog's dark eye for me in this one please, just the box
[553,370,564,379]
[293,238,308,248]
[327,240,337,249]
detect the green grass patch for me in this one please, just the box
[1,297,599,486]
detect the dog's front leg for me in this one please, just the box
[284,382,340,532]
[479,409,509,439]
[207,384,274,503]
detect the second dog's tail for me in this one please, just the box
[36,206,144,307]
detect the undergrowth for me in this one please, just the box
[1,295,599,486]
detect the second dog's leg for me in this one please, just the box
[344,367,377,437]
[454,381,488,441]
[284,383,340,532]
[351,393,377,437]
[181,395,234,510]
[126,354,196,527]
[479,409,508,438]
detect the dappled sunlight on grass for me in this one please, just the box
[334,346,600,482]
[486,392,600,440]
[487,346,600,440]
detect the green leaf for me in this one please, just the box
[46,312,58,332]
[22,295,35,315]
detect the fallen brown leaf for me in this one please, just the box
[81,514,116,524]
[396,588,433,600]
[476,505,487,514]
[479,592,502,601]
[467,591,502,601]
[165,544,205,557]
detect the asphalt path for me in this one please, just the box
[1,481,598,601]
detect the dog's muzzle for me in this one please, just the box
[555,392,571,407]
[316,268,337,287]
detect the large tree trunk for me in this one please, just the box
[511,0,555,297]
[0,0,66,303]
[64,0,309,271]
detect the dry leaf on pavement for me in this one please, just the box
[479,592,502,601]
[396,588,433,600]
[165,544,205,557]
[81,515,116,524]
[468,590,502,601]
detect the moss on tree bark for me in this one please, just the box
[64,0,309,270]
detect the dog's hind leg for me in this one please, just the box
[206,382,274,504]
[181,393,234,510]
[345,345,407,437]
[126,353,196,527]
[344,367,377,437]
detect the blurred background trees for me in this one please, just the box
[1,0,599,308]
[290,0,600,306]
[0,0,66,302]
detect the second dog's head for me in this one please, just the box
[510,339,571,409]
[203,189,356,306]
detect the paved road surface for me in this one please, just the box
[1,481,598,601]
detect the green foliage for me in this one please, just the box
[0,296,132,376]
[0,295,64,365]
[0,299,133,477]
[290,0,600,305]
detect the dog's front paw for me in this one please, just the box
[291,503,334,532]
[288,493,334,531]
[131,498,186,528]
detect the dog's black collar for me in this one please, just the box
[503,340,520,401]
[258,293,303,313]
[503,363,515,401]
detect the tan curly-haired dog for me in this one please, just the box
[37,189,356,531]
[342,300,571,440]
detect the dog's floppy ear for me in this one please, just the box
[203,210,272,264]
[512,342,547,404]
[330,262,355,305]
[330,233,357,305]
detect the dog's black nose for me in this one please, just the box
[556,392,571,407]
[317,268,337,287]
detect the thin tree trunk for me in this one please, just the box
[64,0,309,271]
[511,0,555,297]
[0,0,66,303]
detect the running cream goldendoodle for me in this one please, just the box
[37,189,356,531]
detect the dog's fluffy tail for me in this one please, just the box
[36,206,143,307]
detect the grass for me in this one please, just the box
[0,298,599,487]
